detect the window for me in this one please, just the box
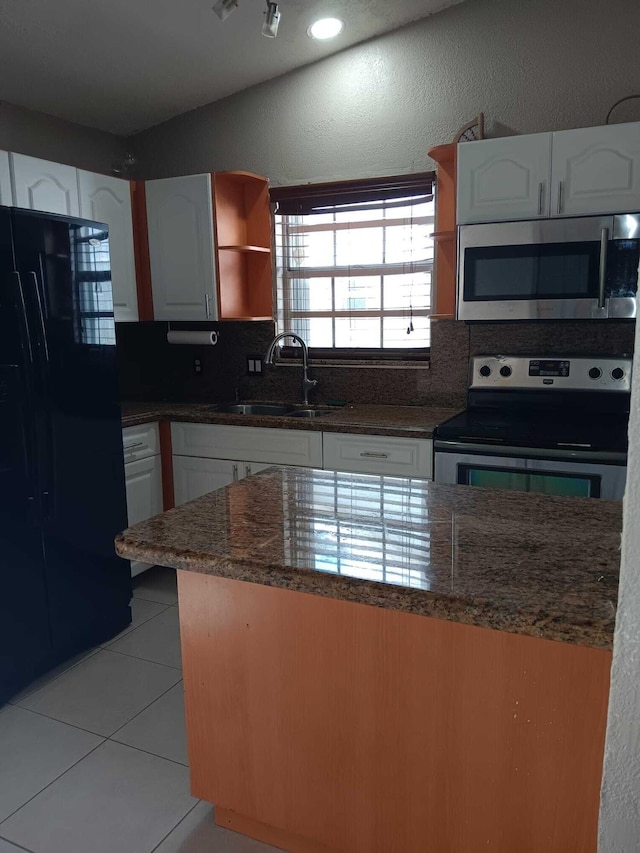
[272,173,435,361]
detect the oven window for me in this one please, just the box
[464,242,600,301]
[460,465,599,498]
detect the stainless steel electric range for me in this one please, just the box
[434,355,632,500]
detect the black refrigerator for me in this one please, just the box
[0,206,132,705]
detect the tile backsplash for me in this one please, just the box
[117,318,635,408]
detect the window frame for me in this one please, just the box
[271,173,435,364]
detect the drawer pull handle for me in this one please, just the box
[360,451,389,459]
[123,442,145,451]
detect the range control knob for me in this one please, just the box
[499,365,512,378]
[479,365,492,378]
[612,367,625,380]
[588,367,602,379]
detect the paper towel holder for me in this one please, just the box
[166,323,219,346]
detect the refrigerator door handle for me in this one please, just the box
[28,271,50,365]
[27,270,54,521]
[12,271,34,365]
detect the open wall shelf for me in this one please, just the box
[213,171,274,320]
[428,143,457,319]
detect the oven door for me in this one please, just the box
[458,215,618,321]
[434,448,627,500]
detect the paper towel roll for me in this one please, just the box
[167,330,219,346]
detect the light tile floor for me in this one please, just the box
[1,566,280,853]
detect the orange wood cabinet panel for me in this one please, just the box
[429,143,457,319]
[129,181,154,321]
[158,420,175,511]
[177,571,611,853]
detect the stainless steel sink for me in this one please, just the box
[214,403,296,415]
[286,409,333,419]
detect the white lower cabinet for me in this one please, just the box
[322,432,433,479]
[173,456,271,506]
[170,423,432,505]
[170,422,322,506]
[171,422,323,467]
[123,423,163,577]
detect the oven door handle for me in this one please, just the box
[434,439,626,464]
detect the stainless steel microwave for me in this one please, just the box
[458,214,640,321]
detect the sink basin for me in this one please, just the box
[286,409,333,419]
[214,403,296,415]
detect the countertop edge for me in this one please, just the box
[120,403,462,439]
[116,535,614,652]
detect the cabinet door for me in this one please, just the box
[242,462,272,478]
[10,153,80,216]
[78,170,138,322]
[457,133,552,224]
[0,150,14,206]
[551,122,640,216]
[124,455,163,577]
[173,455,238,506]
[146,174,218,321]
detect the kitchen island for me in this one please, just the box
[116,467,621,853]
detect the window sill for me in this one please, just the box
[276,358,431,370]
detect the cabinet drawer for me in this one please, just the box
[122,422,160,462]
[323,433,432,478]
[171,422,323,468]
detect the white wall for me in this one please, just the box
[0,101,128,175]
[131,0,640,184]
[599,311,640,850]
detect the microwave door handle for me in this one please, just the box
[598,227,609,309]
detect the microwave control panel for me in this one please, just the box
[471,355,632,392]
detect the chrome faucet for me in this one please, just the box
[265,332,318,406]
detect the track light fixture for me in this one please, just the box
[212,0,238,21]
[212,0,281,38]
[262,1,280,38]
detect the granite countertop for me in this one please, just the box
[120,401,461,438]
[116,466,622,650]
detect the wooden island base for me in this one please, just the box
[177,571,611,853]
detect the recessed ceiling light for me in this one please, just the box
[308,17,344,40]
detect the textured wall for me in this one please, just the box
[0,101,128,175]
[598,314,640,850]
[130,0,640,183]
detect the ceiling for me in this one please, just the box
[0,0,464,137]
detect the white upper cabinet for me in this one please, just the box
[457,133,552,224]
[0,151,14,206]
[10,154,80,217]
[550,122,640,216]
[78,170,138,322]
[458,122,640,224]
[146,174,218,321]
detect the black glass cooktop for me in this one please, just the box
[435,405,629,454]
